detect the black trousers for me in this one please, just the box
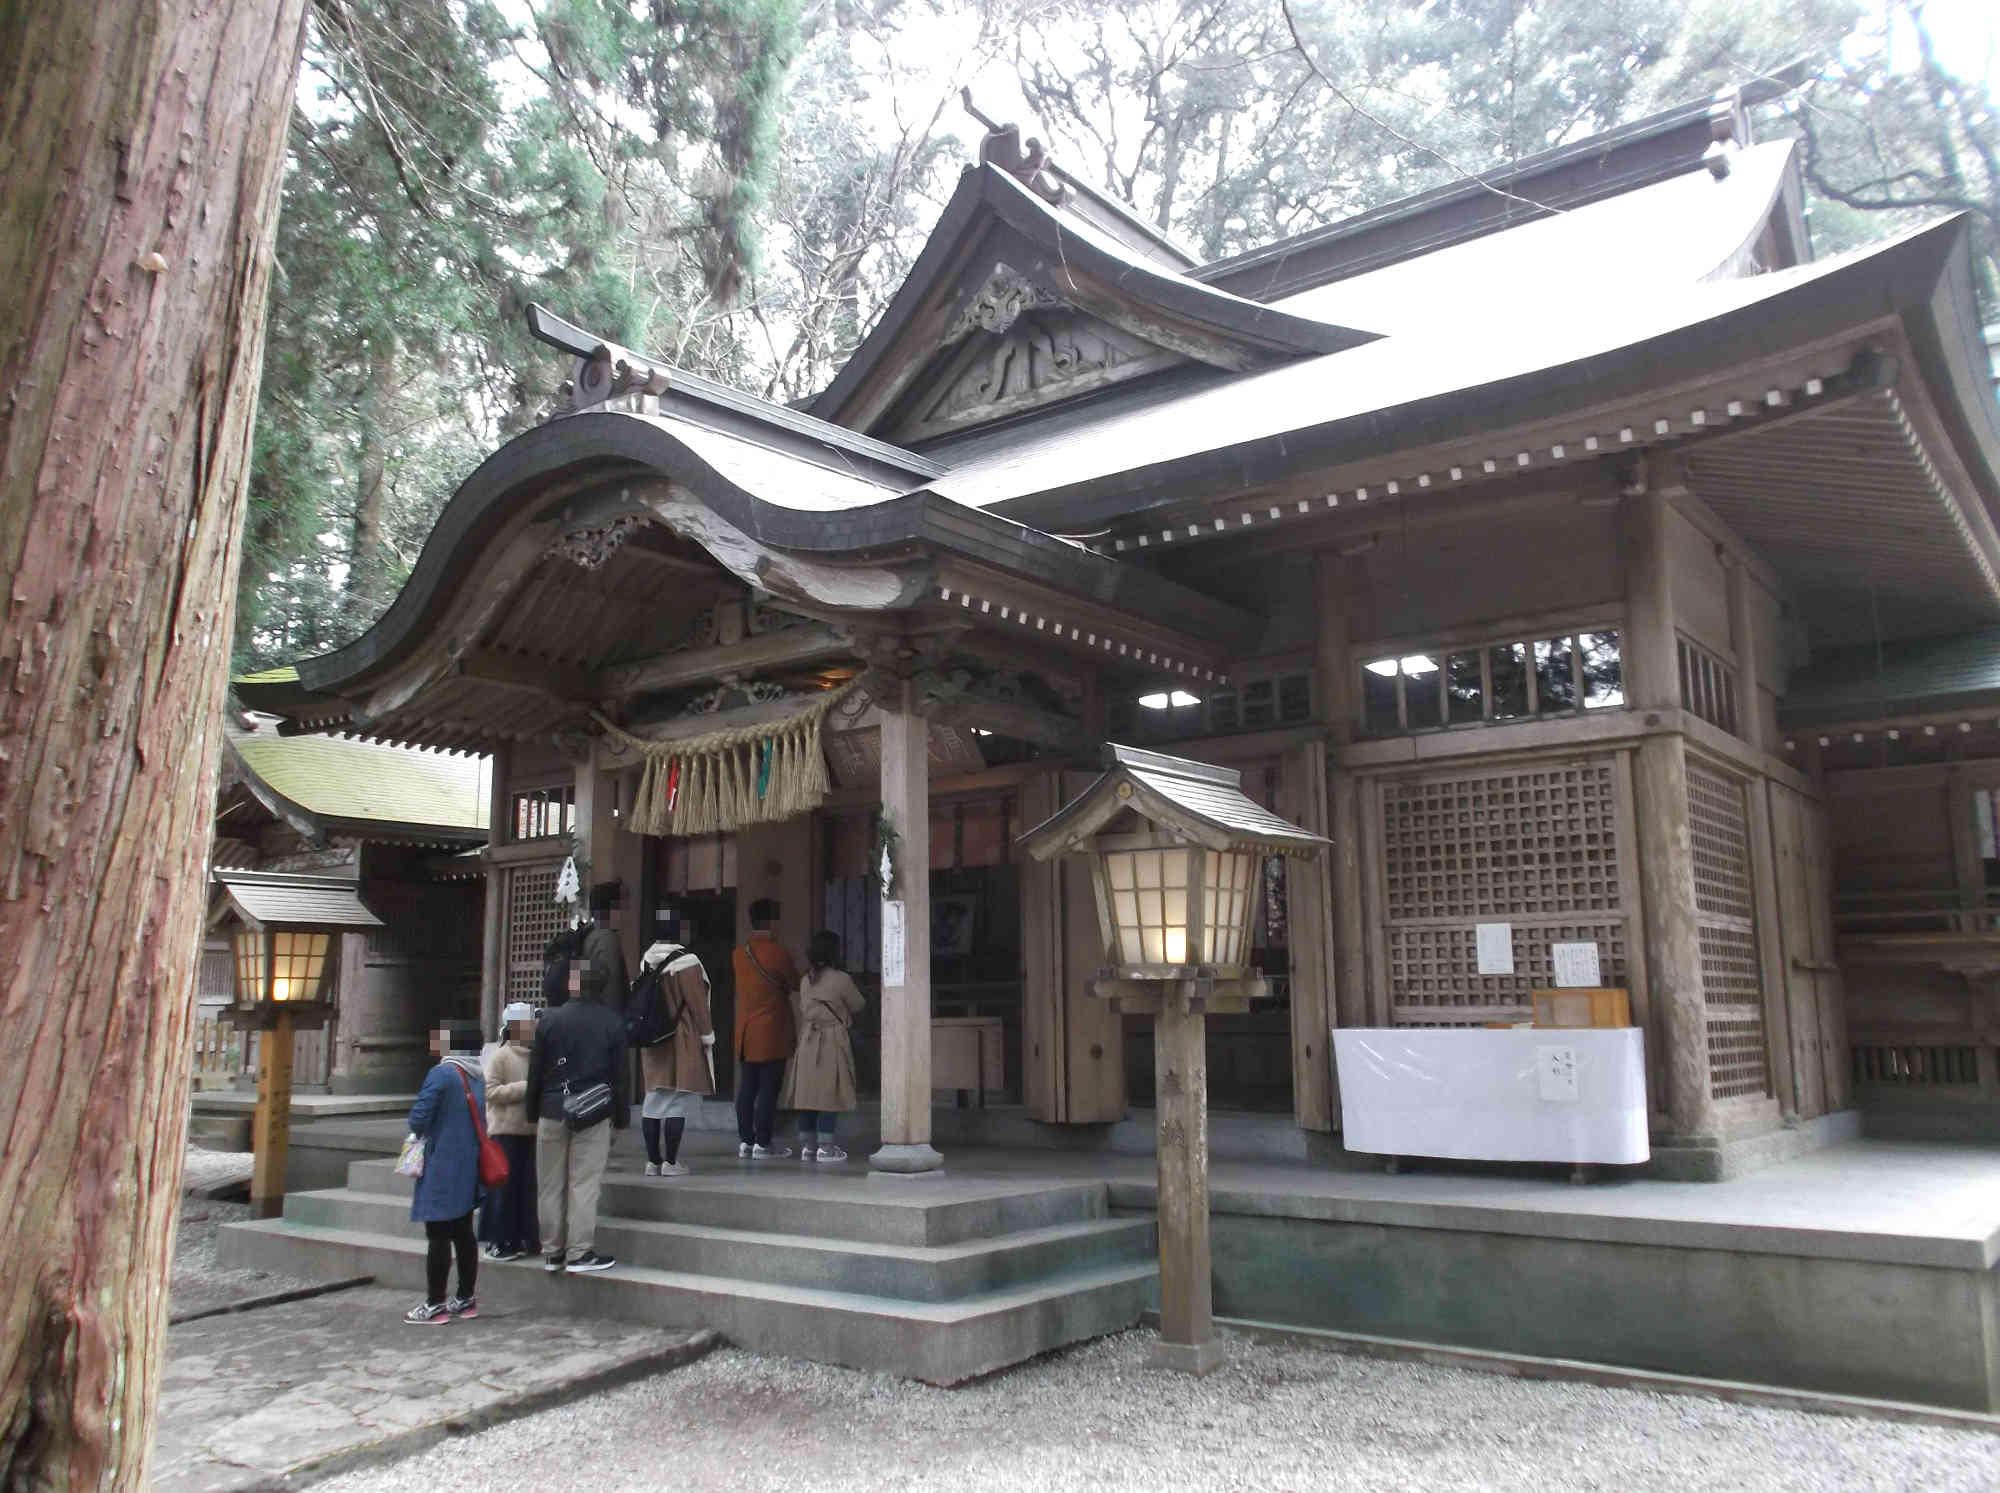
[735,1059,785,1147]
[424,1211,478,1304]
[642,1116,685,1166]
[478,1134,539,1251]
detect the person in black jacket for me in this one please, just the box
[577,882,629,1010]
[525,974,630,1274]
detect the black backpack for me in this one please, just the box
[624,959,681,1048]
[540,925,586,1008]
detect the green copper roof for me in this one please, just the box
[234,665,300,684]
[232,732,488,833]
[1781,627,2000,727]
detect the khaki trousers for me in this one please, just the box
[535,1117,612,1261]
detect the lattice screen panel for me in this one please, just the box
[505,860,563,1009]
[1380,759,1626,1022]
[1685,757,1769,1099]
[1389,919,1630,1023]
[1381,763,1620,922]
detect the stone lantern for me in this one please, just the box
[1019,745,1328,1373]
[212,870,383,1216]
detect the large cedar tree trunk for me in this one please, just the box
[0,0,308,1484]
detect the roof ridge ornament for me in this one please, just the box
[961,88,1065,205]
[526,303,671,415]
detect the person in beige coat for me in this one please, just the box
[479,1003,538,1261]
[636,930,716,1177]
[779,931,866,1163]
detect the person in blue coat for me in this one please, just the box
[404,1022,488,1324]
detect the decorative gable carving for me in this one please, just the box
[890,292,1181,443]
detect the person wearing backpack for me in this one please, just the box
[524,969,630,1274]
[403,1022,488,1324]
[632,924,716,1177]
[731,898,798,1158]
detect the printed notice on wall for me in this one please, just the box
[1475,922,1515,975]
[1537,1045,1580,1102]
[1551,941,1602,988]
[882,900,906,986]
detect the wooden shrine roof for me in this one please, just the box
[224,726,489,847]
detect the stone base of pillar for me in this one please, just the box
[868,1143,946,1175]
[1147,1338,1227,1376]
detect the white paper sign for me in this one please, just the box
[1537,1045,1580,1103]
[1551,941,1602,988]
[882,900,906,986]
[1475,922,1515,975]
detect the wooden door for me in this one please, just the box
[1019,772,1125,1123]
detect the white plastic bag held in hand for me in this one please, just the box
[394,1131,426,1178]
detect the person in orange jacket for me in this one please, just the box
[731,898,798,1158]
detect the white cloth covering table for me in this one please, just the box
[1334,1027,1650,1165]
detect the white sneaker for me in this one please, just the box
[799,1145,817,1162]
[750,1143,792,1160]
[644,1162,660,1177]
[814,1144,848,1163]
[657,1161,690,1177]
[738,1142,752,1158]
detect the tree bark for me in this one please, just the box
[0,0,308,1485]
[349,331,397,612]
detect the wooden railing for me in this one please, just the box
[192,1017,247,1089]
[1835,888,2000,937]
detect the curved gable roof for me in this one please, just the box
[807,163,1377,437]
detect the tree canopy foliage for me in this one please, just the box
[236,0,1999,671]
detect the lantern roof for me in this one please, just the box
[210,869,384,931]
[1018,744,1329,861]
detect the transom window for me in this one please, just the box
[1361,628,1622,736]
[512,784,576,841]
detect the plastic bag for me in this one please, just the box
[394,1131,426,1178]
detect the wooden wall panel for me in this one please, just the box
[1351,505,1620,642]
[1664,504,1732,657]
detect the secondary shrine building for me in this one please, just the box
[240,84,2000,1178]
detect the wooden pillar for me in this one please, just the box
[574,753,617,888]
[1151,985,1222,1374]
[250,1011,295,1220]
[1316,551,1370,1047]
[480,744,509,1035]
[1279,744,1334,1131]
[1625,486,1716,1141]
[872,695,942,1173]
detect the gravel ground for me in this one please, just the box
[308,1329,2000,1493]
[171,1146,315,1319]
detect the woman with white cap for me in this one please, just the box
[480,1002,540,1260]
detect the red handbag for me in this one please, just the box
[454,1066,511,1188]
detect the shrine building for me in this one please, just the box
[239,82,2000,1182]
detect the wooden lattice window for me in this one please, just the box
[505,860,564,1009]
[1380,760,1627,1023]
[1381,762,1621,922]
[1677,636,1739,737]
[1685,757,1769,1099]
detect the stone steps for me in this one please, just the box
[344,1156,1111,1246]
[218,1156,1159,1384]
[287,1187,1155,1302]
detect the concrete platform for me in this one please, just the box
[222,1111,2000,1410]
